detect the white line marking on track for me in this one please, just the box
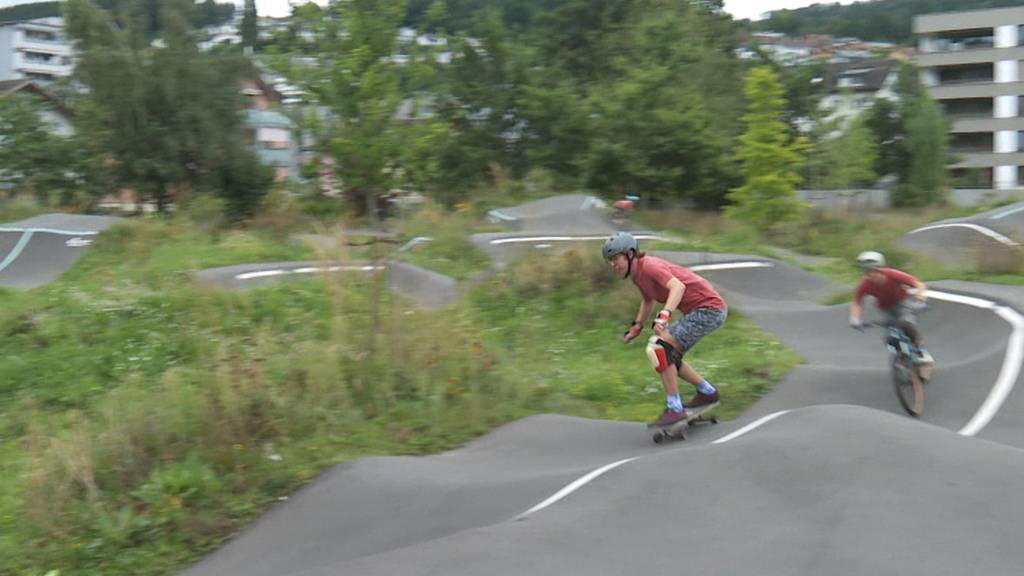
[712,410,792,444]
[925,289,1024,436]
[235,265,384,280]
[516,457,638,520]
[991,204,1024,220]
[691,262,774,272]
[908,223,1020,247]
[0,227,100,236]
[0,230,33,273]
[489,234,661,245]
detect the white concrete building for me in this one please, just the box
[915,6,1024,191]
[0,17,73,82]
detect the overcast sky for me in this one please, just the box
[723,0,863,22]
[236,0,865,21]
[237,1,867,20]
[0,0,864,23]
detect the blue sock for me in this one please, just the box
[697,380,717,395]
[666,394,683,412]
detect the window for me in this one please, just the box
[23,30,56,42]
[22,51,53,63]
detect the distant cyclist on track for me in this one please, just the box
[603,231,728,428]
[849,250,933,365]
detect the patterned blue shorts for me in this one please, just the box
[668,307,728,355]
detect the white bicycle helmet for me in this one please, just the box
[857,250,886,270]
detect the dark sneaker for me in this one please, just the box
[687,390,720,409]
[647,408,688,429]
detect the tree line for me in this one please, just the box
[751,0,1024,45]
[0,0,950,224]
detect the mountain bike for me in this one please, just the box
[864,320,931,417]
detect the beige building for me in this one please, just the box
[915,6,1024,192]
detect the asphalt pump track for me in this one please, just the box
[180,198,1024,576]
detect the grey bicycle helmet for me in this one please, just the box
[602,231,638,260]
[857,250,886,270]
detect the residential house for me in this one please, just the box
[240,75,300,181]
[0,78,72,135]
[819,59,900,129]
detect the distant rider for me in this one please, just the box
[603,231,728,428]
[848,250,933,364]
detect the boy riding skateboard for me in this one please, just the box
[603,232,728,429]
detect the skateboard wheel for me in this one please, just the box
[653,432,665,444]
[710,417,719,424]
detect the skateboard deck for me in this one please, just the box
[650,401,720,444]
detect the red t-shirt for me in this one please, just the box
[630,255,726,314]
[854,268,918,310]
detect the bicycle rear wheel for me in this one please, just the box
[891,355,924,417]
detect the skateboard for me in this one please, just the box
[650,402,719,444]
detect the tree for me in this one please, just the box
[895,95,949,206]
[726,66,807,231]
[65,0,271,218]
[0,94,102,205]
[819,115,878,189]
[863,97,904,178]
[241,0,257,51]
[290,0,446,218]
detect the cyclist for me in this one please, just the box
[603,231,728,428]
[848,250,933,364]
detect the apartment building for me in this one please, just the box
[0,17,73,82]
[915,6,1024,191]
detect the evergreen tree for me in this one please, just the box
[726,66,807,230]
[241,0,258,50]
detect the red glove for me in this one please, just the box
[653,309,672,329]
[623,321,642,343]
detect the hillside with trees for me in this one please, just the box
[752,0,1024,44]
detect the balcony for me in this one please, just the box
[917,45,1024,68]
[951,132,994,155]
[933,63,995,88]
[15,38,71,56]
[15,55,71,76]
[942,98,994,120]
[927,37,995,53]
[929,81,1024,100]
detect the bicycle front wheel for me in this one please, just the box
[892,355,924,417]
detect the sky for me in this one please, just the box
[722,0,863,22]
[243,1,866,20]
[0,0,864,22]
